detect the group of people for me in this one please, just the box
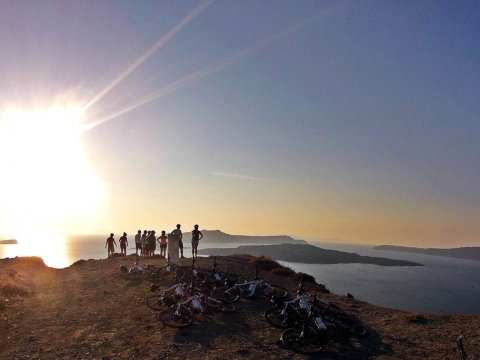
[105,224,204,263]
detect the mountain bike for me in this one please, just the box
[280,308,329,355]
[212,266,288,301]
[146,283,186,311]
[312,297,366,337]
[157,286,235,327]
[265,283,311,328]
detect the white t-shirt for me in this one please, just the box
[171,229,182,241]
[135,233,142,244]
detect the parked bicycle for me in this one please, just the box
[157,284,235,327]
[212,266,288,302]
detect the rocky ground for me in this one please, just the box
[0,255,479,359]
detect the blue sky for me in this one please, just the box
[0,1,479,246]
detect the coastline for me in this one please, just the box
[1,255,479,359]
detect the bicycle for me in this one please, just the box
[280,308,330,355]
[265,283,311,329]
[312,297,366,337]
[212,266,288,302]
[146,282,186,311]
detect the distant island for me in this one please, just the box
[0,239,17,245]
[375,245,480,262]
[199,230,307,245]
[199,243,422,266]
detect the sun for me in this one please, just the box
[0,105,107,267]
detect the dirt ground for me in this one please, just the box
[0,255,479,359]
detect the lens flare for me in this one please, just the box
[0,106,107,266]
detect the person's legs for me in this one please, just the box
[179,240,185,258]
[192,242,198,258]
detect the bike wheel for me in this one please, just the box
[146,295,163,311]
[328,314,366,337]
[264,308,289,329]
[211,287,240,303]
[158,308,193,328]
[219,302,236,313]
[281,326,326,355]
[262,285,288,299]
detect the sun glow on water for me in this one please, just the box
[0,105,107,267]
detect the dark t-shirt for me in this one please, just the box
[119,236,127,246]
[192,229,203,242]
[106,237,115,247]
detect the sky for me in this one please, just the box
[0,1,479,247]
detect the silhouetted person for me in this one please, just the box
[191,224,203,259]
[168,225,182,264]
[105,233,117,258]
[141,230,148,256]
[135,230,142,255]
[148,230,156,257]
[172,224,184,258]
[145,231,152,258]
[158,230,168,258]
[119,232,128,255]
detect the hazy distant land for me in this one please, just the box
[0,239,17,245]
[199,243,422,266]
[67,230,307,245]
[375,245,480,262]
[198,230,307,244]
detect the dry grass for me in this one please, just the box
[0,282,30,297]
[270,267,295,277]
[248,256,283,271]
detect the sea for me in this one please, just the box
[1,238,480,315]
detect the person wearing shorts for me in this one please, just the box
[158,231,168,258]
[135,230,142,255]
[105,233,117,258]
[119,232,128,256]
[149,230,157,256]
[171,224,184,259]
[191,224,203,259]
[141,230,148,256]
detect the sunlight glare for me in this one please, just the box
[0,106,107,267]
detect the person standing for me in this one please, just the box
[141,230,148,257]
[168,224,182,264]
[105,233,117,258]
[172,224,185,258]
[135,230,142,255]
[158,230,168,258]
[148,230,157,257]
[119,232,128,256]
[191,225,203,259]
[144,231,152,258]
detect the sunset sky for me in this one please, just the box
[0,1,479,247]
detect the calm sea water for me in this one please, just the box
[1,238,479,315]
[281,242,480,315]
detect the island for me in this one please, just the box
[0,239,17,245]
[198,230,307,244]
[198,243,423,266]
[374,245,480,262]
